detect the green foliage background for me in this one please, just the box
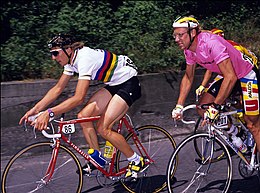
[1,0,259,81]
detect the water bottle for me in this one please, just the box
[104,141,114,158]
[88,149,107,167]
[231,135,247,153]
[246,132,255,148]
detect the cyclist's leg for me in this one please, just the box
[97,80,141,158]
[242,69,260,139]
[240,67,260,152]
[116,125,177,193]
[97,93,134,157]
[78,87,112,150]
[96,77,144,178]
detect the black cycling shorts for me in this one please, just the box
[207,78,242,97]
[104,76,141,107]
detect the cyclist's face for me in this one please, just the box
[50,47,71,66]
[173,28,191,50]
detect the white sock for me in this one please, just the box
[127,152,141,165]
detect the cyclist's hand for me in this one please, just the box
[31,111,50,131]
[203,105,219,123]
[196,85,205,96]
[172,104,183,120]
[19,107,38,125]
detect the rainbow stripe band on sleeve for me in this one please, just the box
[94,50,118,82]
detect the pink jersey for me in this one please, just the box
[184,32,253,79]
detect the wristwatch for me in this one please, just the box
[47,108,55,118]
[212,102,221,111]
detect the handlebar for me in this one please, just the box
[26,112,61,139]
[42,129,61,139]
[180,104,197,124]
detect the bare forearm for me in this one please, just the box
[33,74,71,113]
[215,58,238,105]
[177,74,194,105]
[201,70,212,87]
[33,87,62,112]
[51,96,85,116]
[50,79,90,115]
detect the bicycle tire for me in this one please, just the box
[257,152,260,184]
[193,117,227,162]
[115,125,177,193]
[1,142,83,193]
[167,133,232,193]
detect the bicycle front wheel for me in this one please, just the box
[116,125,177,193]
[194,117,227,162]
[1,142,83,193]
[167,133,232,193]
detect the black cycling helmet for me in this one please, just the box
[48,33,76,49]
[48,33,77,64]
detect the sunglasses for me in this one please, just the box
[50,49,62,57]
[172,31,189,39]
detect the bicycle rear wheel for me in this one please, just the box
[1,142,83,193]
[167,133,232,193]
[116,125,177,193]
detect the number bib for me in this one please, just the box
[216,115,228,127]
[62,124,76,134]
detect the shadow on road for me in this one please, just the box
[229,175,260,193]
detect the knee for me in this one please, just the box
[97,127,111,139]
[77,112,84,119]
[245,116,260,135]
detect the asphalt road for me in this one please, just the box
[1,132,260,193]
[1,112,260,193]
[76,134,260,193]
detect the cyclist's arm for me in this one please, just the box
[49,79,90,115]
[32,79,90,131]
[33,74,72,113]
[176,64,196,106]
[214,58,237,105]
[201,70,212,87]
[19,74,71,124]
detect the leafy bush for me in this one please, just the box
[1,0,259,81]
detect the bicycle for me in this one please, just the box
[166,100,260,193]
[1,113,177,193]
[187,96,260,177]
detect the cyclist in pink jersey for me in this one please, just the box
[171,16,260,152]
[19,34,144,178]
[196,28,258,110]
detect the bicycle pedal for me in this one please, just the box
[124,172,138,182]
[140,164,149,173]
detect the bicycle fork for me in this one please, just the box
[185,137,214,192]
[30,141,61,192]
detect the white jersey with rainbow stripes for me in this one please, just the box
[63,47,137,86]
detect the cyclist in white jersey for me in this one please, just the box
[171,16,260,152]
[19,34,144,178]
